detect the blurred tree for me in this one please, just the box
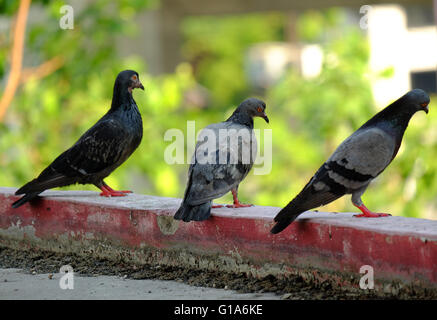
[0,0,190,195]
[181,12,285,108]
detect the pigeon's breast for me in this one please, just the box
[122,104,143,144]
[110,104,143,166]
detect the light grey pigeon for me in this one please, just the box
[271,89,430,234]
[174,98,269,222]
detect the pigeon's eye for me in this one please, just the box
[132,75,137,81]
[257,107,262,113]
[421,102,429,107]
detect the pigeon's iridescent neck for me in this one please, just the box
[361,98,418,132]
[111,83,134,111]
[226,110,254,129]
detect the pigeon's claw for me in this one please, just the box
[99,188,128,197]
[354,212,391,218]
[226,189,253,208]
[212,204,224,208]
[353,204,391,218]
[99,185,130,197]
[225,203,253,208]
[103,183,133,194]
[99,191,127,197]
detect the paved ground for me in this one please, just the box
[1,246,435,300]
[0,268,279,300]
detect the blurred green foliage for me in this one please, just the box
[0,2,436,219]
[181,12,285,107]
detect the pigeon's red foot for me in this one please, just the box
[212,190,253,209]
[354,212,391,218]
[99,190,128,197]
[227,189,253,208]
[226,190,253,208]
[354,204,391,218]
[99,185,130,197]
[225,203,253,208]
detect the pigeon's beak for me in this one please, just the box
[137,81,144,90]
[261,112,269,123]
[422,102,429,114]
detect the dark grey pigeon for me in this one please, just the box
[12,70,144,208]
[271,89,430,234]
[174,98,269,222]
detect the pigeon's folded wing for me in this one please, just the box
[327,127,396,184]
[184,162,251,206]
[52,118,129,177]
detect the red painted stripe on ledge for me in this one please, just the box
[0,187,436,288]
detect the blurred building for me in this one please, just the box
[126,0,436,105]
[4,0,435,105]
[240,3,437,105]
[367,4,437,106]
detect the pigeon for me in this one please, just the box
[271,89,430,234]
[174,98,269,222]
[12,70,144,208]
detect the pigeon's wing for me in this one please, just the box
[57,118,130,177]
[299,126,396,201]
[327,126,396,184]
[184,162,252,206]
[15,119,129,195]
[183,124,256,206]
[271,127,396,234]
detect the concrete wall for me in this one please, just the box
[0,187,436,294]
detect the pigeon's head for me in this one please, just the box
[239,98,269,123]
[403,89,430,114]
[116,70,144,93]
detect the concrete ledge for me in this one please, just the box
[0,187,436,292]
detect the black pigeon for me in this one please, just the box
[174,98,269,222]
[271,89,430,234]
[12,70,144,208]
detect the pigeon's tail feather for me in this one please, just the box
[11,192,41,209]
[270,202,307,234]
[174,201,211,222]
[15,169,74,196]
[13,168,76,209]
[271,185,341,234]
